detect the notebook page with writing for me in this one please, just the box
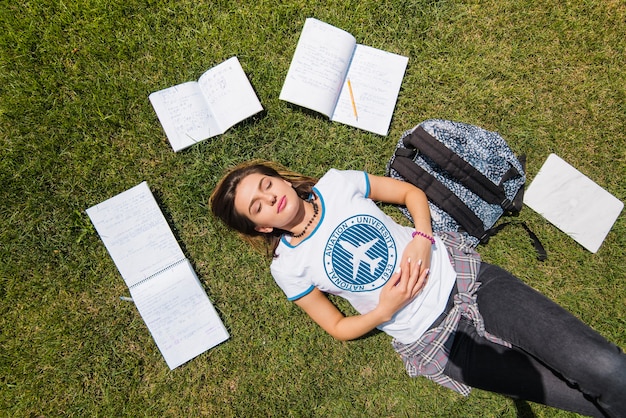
[149,82,221,152]
[332,44,408,136]
[86,181,184,287]
[149,57,263,152]
[129,258,229,369]
[279,18,356,117]
[198,56,263,134]
[523,154,623,253]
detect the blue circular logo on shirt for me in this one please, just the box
[324,215,397,292]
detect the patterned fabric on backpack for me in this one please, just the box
[386,119,526,248]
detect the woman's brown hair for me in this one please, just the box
[210,160,318,256]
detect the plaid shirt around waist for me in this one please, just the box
[392,231,511,396]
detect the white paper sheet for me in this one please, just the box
[523,154,623,253]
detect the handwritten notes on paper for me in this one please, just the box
[280,18,408,135]
[87,182,184,287]
[149,57,263,152]
[281,18,355,116]
[129,259,228,369]
[150,83,218,150]
[333,46,409,135]
[87,182,229,369]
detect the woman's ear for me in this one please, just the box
[255,225,274,234]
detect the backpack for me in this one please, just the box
[386,119,546,260]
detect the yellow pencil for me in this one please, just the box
[347,78,358,121]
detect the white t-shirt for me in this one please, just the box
[271,169,457,344]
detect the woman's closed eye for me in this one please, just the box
[254,178,272,213]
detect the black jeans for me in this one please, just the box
[442,263,626,418]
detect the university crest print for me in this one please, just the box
[324,215,397,292]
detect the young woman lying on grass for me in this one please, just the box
[210,161,626,417]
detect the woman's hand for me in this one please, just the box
[294,235,432,340]
[367,173,433,276]
[375,256,430,322]
[401,232,433,277]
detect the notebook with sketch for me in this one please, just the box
[523,153,623,253]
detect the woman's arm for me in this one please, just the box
[294,263,428,341]
[367,174,432,235]
[367,174,433,274]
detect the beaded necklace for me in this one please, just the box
[292,199,319,238]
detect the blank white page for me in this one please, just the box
[523,154,623,253]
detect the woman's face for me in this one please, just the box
[233,173,305,234]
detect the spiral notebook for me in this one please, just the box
[523,154,623,253]
[86,182,229,369]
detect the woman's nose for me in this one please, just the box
[265,194,277,205]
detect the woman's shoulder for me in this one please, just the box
[317,168,367,188]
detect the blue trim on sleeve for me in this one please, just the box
[363,171,371,198]
[287,285,315,301]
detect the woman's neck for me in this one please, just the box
[289,195,320,243]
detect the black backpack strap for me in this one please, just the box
[485,222,548,261]
[509,154,526,212]
[403,126,519,212]
[391,155,488,240]
[391,154,547,260]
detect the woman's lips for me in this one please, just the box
[277,196,286,213]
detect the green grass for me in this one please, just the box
[1,0,625,416]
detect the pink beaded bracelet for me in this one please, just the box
[412,230,435,245]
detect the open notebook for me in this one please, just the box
[87,182,229,368]
[523,154,623,253]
